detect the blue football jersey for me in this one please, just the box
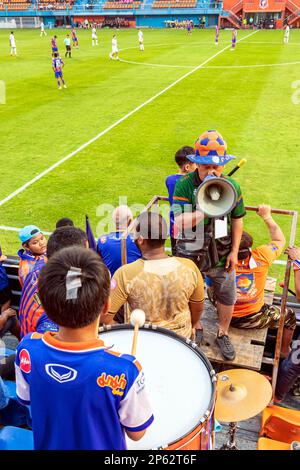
[97,232,141,276]
[15,332,153,450]
[165,174,182,237]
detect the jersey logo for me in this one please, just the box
[45,364,78,383]
[19,349,31,374]
[97,372,127,396]
[100,236,107,244]
[236,273,254,293]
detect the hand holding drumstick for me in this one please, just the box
[130,309,146,356]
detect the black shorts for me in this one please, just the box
[66,45,71,51]
[0,285,12,306]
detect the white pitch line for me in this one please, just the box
[119,58,194,68]
[0,30,258,209]
[205,61,300,69]
[0,225,52,235]
[119,59,300,70]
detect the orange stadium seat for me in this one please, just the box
[260,405,300,444]
[257,437,291,450]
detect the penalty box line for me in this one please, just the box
[0,30,258,209]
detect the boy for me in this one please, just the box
[72,27,79,48]
[15,247,154,450]
[109,34,119,60]
[9,31,17,56]
[92,25,98,46]
[64,34,71,58]
[138,29,144,51]
[165,146,196,251]
[18,225,47,289]
[52,53,67,90]
[18,226,47,338]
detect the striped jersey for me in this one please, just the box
[18,251,47,338]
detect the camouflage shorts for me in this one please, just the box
[231,304,296,330]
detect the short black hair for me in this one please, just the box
[38,246,110,328]
[56,217,74,229]
[238,231,254,260]
[135,212,168,249]
[175,146,195,169]
[47,226,87,258]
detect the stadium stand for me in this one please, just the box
[103,1,141,9]
[152,0,197,8]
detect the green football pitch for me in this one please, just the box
[0,27,299,282]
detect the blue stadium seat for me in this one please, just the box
[0,426,34,450]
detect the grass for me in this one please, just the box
[0,27,299,286]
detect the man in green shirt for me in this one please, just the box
[173,130,246,361]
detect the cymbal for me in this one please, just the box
[215,369,272,422]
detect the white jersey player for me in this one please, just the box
[284,24,290,44]
[92,26,98,46]
[9,31,17,56]
[40,21,47,37]
[138,29,144,51]
[109,34,119,60]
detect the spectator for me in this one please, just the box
[15,247,153,450]
[55,217,74,228]
[0,308,20,341]
[18,225,47,289]
[21,226,88,336]
[0,250,11,313]
[276,245,300,400]
[97,205,141,276]
[173,130,246,360]
[285,246,300,300]
[229,205,296,357]
[18,226,47,338]
[165,146,196,252]
[102,212,204,340]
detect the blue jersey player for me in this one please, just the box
[72,28,79,48]
[231,29,237,50]
[52,53,66,90]
[51,35,58,56]
[15,247,153,450]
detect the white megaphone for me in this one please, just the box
[196,175,237,218]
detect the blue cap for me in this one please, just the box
[19,225,42,244]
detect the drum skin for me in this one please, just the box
[99,324,217,450]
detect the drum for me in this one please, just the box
[99,324,217,450]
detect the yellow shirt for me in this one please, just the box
[109,256,204,339]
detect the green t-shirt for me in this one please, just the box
[172,170,246,267]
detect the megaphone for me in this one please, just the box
[196,175,237,218]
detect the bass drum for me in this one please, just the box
[99,324,217,450]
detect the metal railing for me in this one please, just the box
[121,196,298,398]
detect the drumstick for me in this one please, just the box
[130,309,146,356]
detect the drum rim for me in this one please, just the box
[99,323,217,449]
